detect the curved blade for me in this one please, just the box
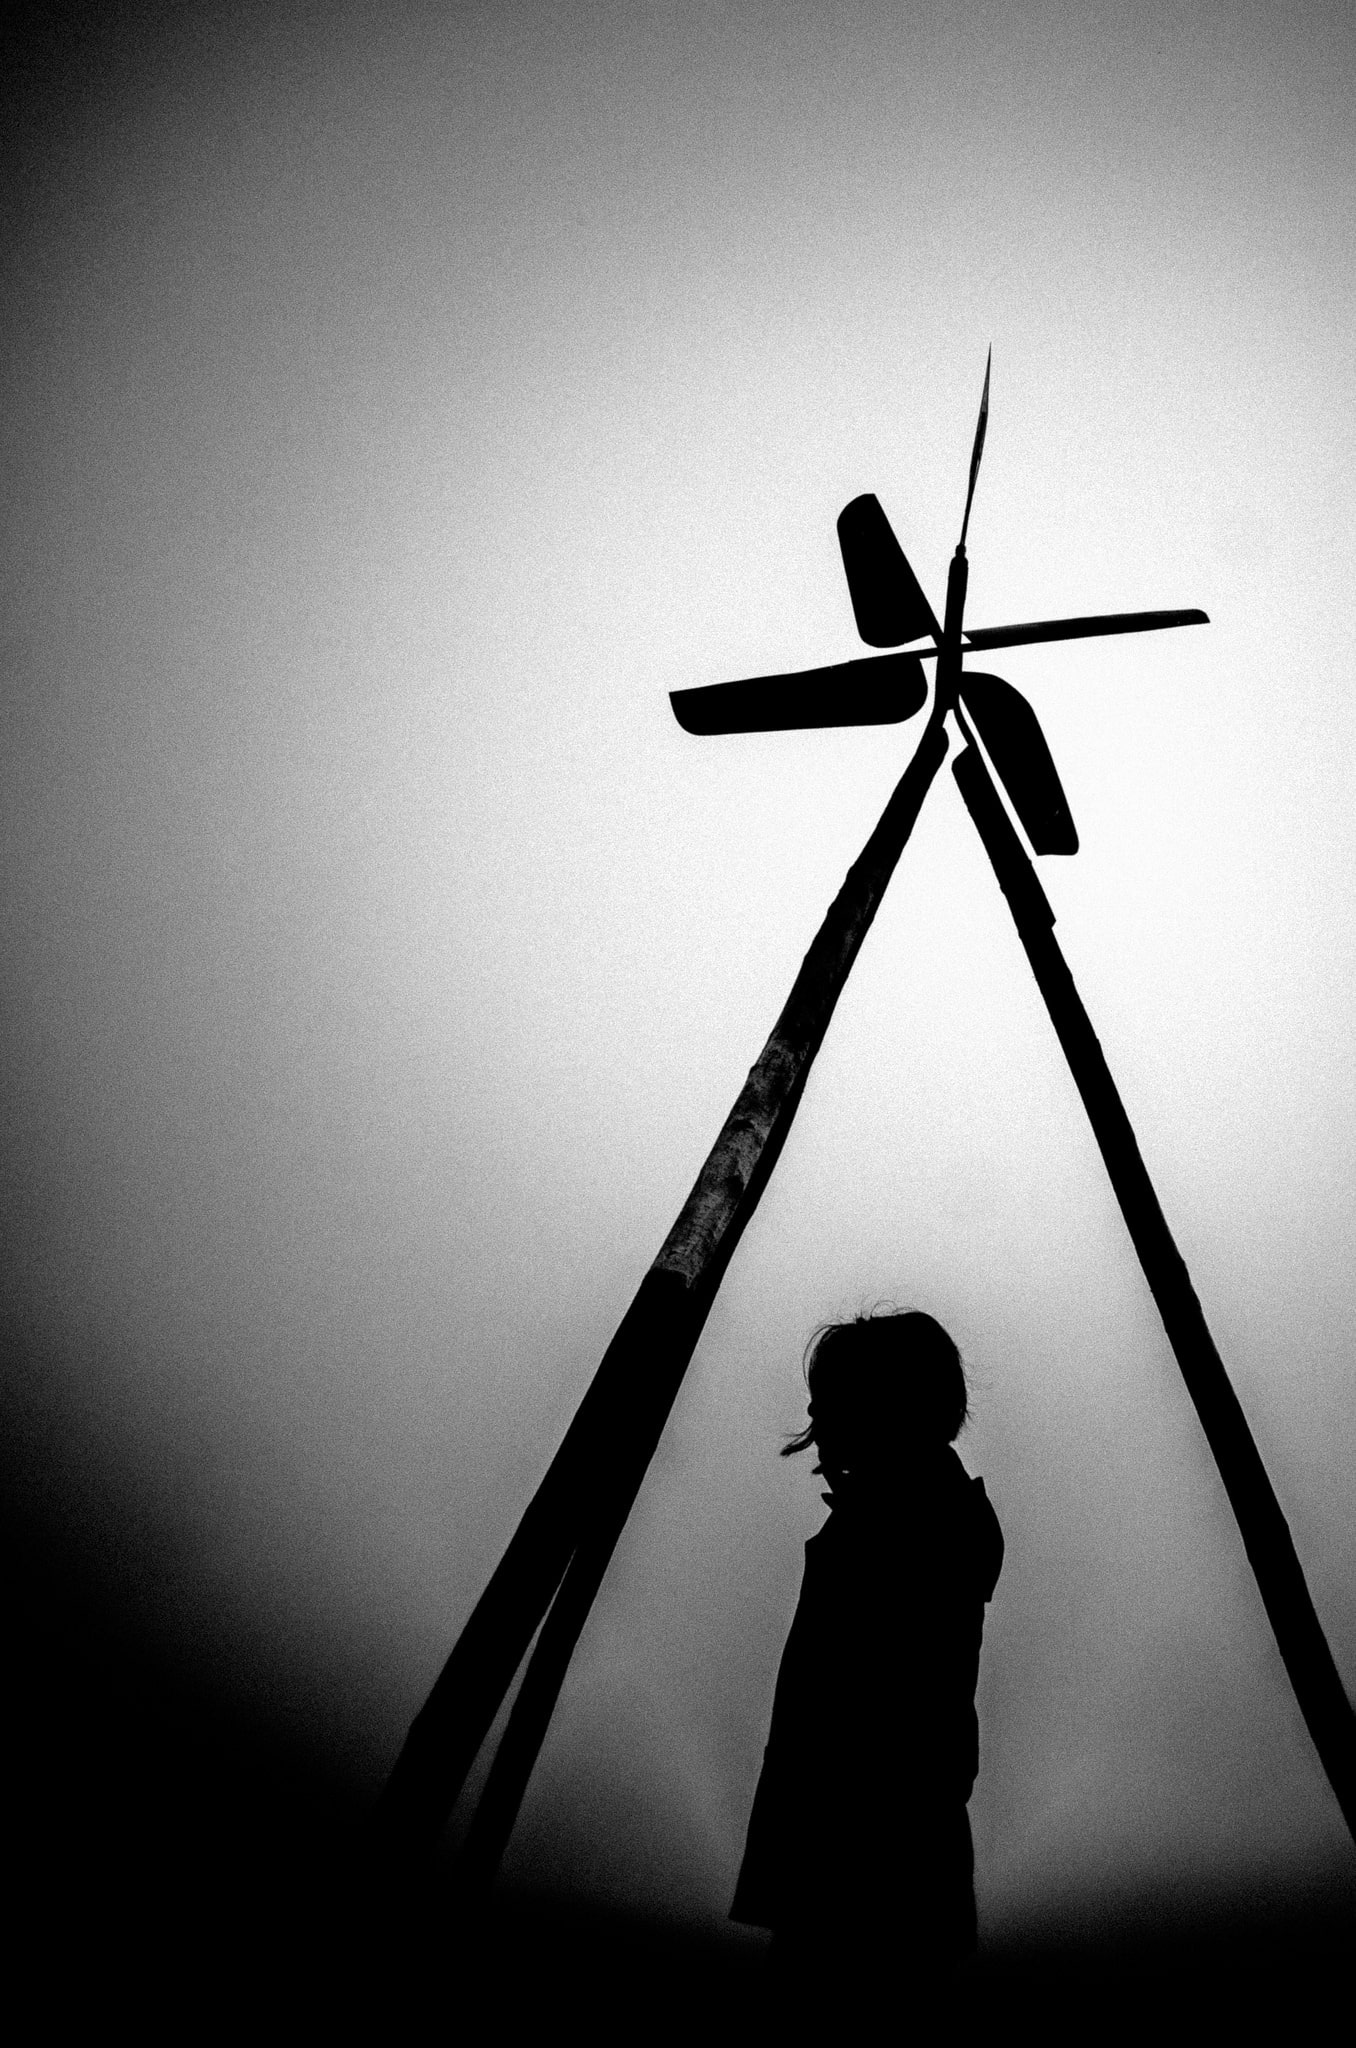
[958,672,1078,854]
[962,607,1208,653]
[836,496,942,649]
[671,651,927,735]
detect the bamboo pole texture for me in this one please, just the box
[371,703,952,1871]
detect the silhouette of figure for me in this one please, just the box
[731,1309,1003,2014]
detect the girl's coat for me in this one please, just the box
[731,1444,1003,1945]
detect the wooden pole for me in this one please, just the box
[951,738,1356,1843]
[371,703,952,1870]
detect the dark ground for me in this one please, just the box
[7,1513,1351,2040]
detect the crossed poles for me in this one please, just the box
[372,363,1356,1897]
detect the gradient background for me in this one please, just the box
[4,0,1354,1969]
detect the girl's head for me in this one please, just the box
[782,1307,968,1476]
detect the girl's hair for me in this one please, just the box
[782,1306,969,1457]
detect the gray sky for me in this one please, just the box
[4,0,1355,1937]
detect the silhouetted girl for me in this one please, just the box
[731,1308,1003,2006]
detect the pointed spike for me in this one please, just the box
[959,347,991,550]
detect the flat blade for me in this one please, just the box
[961,607,1208,653]
[671,651,928,735]
[836,495,942,648]
[958,672,1078,854]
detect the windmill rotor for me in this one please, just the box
[670,363,1205,865]
[674,499,1204,802]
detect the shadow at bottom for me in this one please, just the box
[7,1517,1348,2040]
[349,1876,1354,2044]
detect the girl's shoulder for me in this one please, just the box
[805,1459,1003,1592]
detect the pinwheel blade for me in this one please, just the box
[961,607,1208,654]
[836,496,942,649]
[959,672,1078,854]
[671,651,928,735]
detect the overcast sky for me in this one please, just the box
[4,0,1354,1939]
